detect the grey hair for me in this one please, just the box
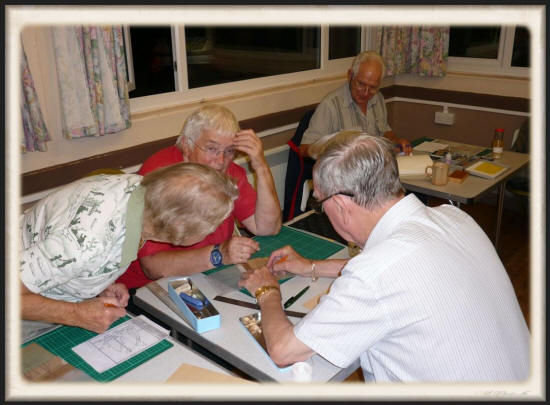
[175,104,240,150]
[350,51,386,79]
[141,162,239,246]
[313,133,404,210]
[308,129,364,160]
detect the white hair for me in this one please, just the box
[175,104,240,150]
[350,51,386,78]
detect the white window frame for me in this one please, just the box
[128,25,369,114]
[126,24,529,114]
[122,26,136,92]
[447,26,530,78]
[123,25,179,98]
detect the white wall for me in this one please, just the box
[20,26,531,175]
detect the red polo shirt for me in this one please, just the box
[116,145,256,289]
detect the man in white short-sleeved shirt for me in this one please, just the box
[239,133,530,382]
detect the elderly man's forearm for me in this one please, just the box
[259,293,315,367]
[21,288,79,326]
[250,166,282,235]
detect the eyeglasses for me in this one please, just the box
[351,74,379,94]
[189,139,236,159]
[311,192,355,214]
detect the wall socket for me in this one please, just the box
[434,111,455,125]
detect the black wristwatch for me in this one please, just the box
[210,244,223,267]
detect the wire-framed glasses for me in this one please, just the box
[311,192,355,214]
[351,74,379,94]
[189,138,236,159]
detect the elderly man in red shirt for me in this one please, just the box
[118,104,281,289]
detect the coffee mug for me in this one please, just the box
[425,161,449,186]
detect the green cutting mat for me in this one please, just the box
[411,136,435,147]
[203,225,345,277]
[22,316,173,382]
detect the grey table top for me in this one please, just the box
[401,141,530,204]
[134,236,359,383]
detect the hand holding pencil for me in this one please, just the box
[266,245,312,278]
[98,282,130,308]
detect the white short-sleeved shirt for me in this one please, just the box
[294,194,530,382]
[302,83,392,145]
[20,174,143,302]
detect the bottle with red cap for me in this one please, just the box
[492,128,504,159]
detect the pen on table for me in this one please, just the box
[283,286,310,309]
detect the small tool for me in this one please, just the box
[283,286,310,309]
[103,302,117,308]
[179,292,205,310]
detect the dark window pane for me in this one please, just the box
[185,26,320,89]
[329,26,361,60]
[449,27,501,59]
[511,27,529,67]
[128,27,175,98]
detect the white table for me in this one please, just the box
[133,232,360,382]
[402,140,530,249]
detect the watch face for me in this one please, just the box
[210,249,223,266]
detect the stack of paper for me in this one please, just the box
[397,154,433,176]
[465,160,509,179]
[413,141,449,153]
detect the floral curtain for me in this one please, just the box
[376,26,450,77]
[21,39,51,152]
[52,26,130,139]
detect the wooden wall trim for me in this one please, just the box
[22,86,529,196]
[383,85,529,112]
[22,104,318,196]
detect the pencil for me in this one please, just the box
[103,303,117,308]
[276,256,288,265]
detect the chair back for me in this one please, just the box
[512,118,529,154]
[283,109,315,221]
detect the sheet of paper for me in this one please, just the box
[72,315,169,373]
[206,265,244,294]
[397,154,433,176]
[167,363,255,384]
[413,141,449,153]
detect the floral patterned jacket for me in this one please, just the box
[20,174,143,302]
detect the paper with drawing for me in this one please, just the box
[72,315,169,373]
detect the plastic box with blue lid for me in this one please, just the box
[167,277,220,333]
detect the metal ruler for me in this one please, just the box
[213,295,306,318]
[145,281,192,327]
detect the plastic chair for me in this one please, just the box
[283,109,316,222]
